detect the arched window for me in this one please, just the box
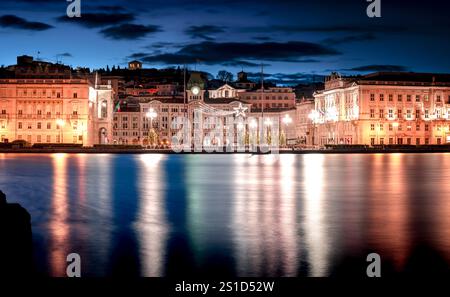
[100,100,108,118]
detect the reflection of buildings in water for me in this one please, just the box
[184,156,235,268]
[49,153,69,276]
[302,154,330,276]
[87,154,113,275]
[368,154,410,271]
[76,154,86,205]
[135,154,168,276]
[422,154,450,265]
[434,155,450,261]
[232,154,298,276]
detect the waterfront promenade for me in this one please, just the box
[1,145,450,154]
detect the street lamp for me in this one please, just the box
[146,108,157,147]
[281,114,292,147]
[308,110,319,146]
[392,122,399,144]
[56,119,65,143]
[263,118,272,145]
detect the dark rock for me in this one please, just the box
[0,190,33,276]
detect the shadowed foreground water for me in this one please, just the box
[0,153,449,277]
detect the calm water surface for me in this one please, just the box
[0,153,449,277]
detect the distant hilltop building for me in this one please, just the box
[7,55,73,79]
[235,71,256,90]
[128,60,142,70]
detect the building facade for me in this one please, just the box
[313,72,450,146]
[237,87,296,110]
[295,99,315,145]
[0,68,114,146]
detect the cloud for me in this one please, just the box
[221,61,271,67]
[322,33,376,45]
[57,52,73,58]
[185,25,226,40]
[0,15,53,31]
[344,65,409,72]
[137,41,339,66]
[252,36,272,41]
[93,5,126,12]
[127,52,149,60]
[243,24,407,34]
[246,72,325,85]
[57,12,135,28]
[100,24,161,40]
[147,42,179,49]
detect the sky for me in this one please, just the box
[0,0,450,84]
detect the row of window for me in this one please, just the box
[369,123,449,131]
[113,132,140,137]
[252,103,290,108]
[15,135,82,143]
[17,90,78,98]
[370,93,450,103]
[245,96,292,100]
[17,121,79,130]
[370,138,444,145]
[1,110,79,116]
[369,108,449,119]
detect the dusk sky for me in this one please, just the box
[1,0,450,83]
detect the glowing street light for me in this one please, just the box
[56,119,65,143]
[392,122,399,144]
[249,119,258,129]
[146,108,157,147]
[308,110,320,146]
[146,108,157,129]
[308,110,319,122]
[282,114,292,125]
[281,114,293,147]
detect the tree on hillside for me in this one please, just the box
[216,70,233,82]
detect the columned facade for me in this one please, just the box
[313,73,450,146]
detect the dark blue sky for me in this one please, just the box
[1,0,449,83]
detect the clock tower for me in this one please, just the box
[186,72,206,102]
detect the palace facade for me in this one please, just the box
[313,72,450,146]
[0,56,114,146]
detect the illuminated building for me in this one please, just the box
[128,60,143,70]
[312,72,450,146]
[0,56,114,146]
[112,82,297,147]
[237,87,296,110]
[295,99,315,145]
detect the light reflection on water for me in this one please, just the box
[0,153,449,276]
